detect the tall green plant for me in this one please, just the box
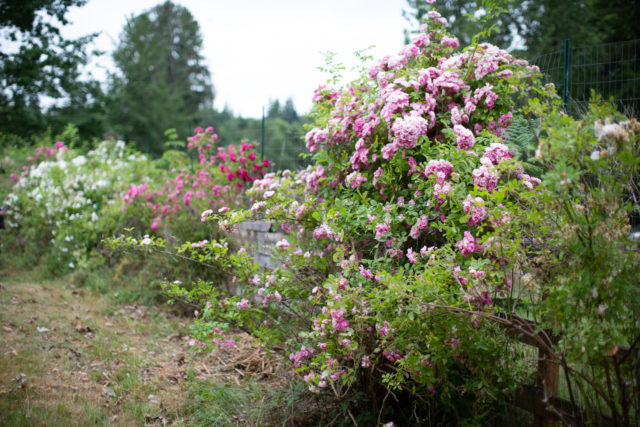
[525,96,640,424]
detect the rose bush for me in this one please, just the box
[3,138,151,271]
[103,4,640,424]
[121,126,270,245]
[132,8,559,424]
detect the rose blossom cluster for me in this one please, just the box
[123,126,269,232]
[10,141,68,185]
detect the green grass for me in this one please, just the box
[0,267,298,426]
[186,380,272,426]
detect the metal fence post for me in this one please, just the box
[261,106,265,163]
[563,39,571,113]
[146,125,151,157]
[188,122,194,172]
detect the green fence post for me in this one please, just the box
[563,39,571,113]
[146,125,151,157]
[187,122,194,172]
[261,106,265,163]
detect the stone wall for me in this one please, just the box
[237,220,283,269]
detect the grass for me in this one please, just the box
[0,266,293,426]
[187,380,269,426]
[184,375,324,426]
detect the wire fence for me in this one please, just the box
[260,129,311,171]
[180,115,311,172]
[534,39,640,116]
[215,123,310,172]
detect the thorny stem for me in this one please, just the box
[560,353,580,425]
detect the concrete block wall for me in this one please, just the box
[237,220,283,269]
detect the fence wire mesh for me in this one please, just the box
[261,130,311,171]
[534,39,640,116]
[212,125,310,172]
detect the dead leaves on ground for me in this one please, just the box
[0,275,287,425]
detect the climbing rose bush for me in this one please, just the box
[144,8,551,423]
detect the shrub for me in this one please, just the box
[523,96,640,424]
[133,9,552,424]
[121,126,270,245]
[3,138,150,271]
[113,10,640,427]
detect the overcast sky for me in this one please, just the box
[61,0,410,118]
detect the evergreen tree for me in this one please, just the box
[267,99,282,119]
[281,98,299,123]
[590,0,640,43]
[109,1,214,155]
[518,0,601,59]
[267,98,299,123]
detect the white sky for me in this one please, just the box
[61,0,410,118]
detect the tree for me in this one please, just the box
[0,0,98,137]
[585,0,640,44]
[267,99,281,119]
[517,0,601,59]
[267,98,299,123]
[109,1,214,155]
[46,80,110,140]
[281,98,299,123]
[404,0,640,59]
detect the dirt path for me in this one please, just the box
[0,271,282,426]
